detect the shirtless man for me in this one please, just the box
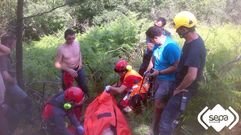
[55,29,89,97]
[0,42,11,135]
[0,43,10,105]
[0,33,32,135]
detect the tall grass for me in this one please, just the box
[23,18,241,134]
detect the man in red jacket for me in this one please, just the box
[105,59,146,112]
[42,87,85,135]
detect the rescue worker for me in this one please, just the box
[105,59,144,112]
[159,11,206,135]
[42,87,85,135]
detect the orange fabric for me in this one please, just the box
[124,70,142,80]
[120,72,150,111]
[84,91,132,135]
[129,78,150,97]
[119,78,150,110]
[123,70,150,97]
[122,70,142,89]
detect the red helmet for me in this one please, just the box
[114,60,128,72]
[64,87,84,104]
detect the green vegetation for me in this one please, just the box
[1,0,241,38]
[1,0,241,134]
[24,16,241,134]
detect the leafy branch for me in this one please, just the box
[23,3,68,20]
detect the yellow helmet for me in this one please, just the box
[173,11,197,29]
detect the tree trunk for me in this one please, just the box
[16,0,24,88]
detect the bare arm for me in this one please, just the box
[151,60,179,76]
[173,67,198,95]
[111,80,121,87]
[146,56,154,72]
[147,42,154,52]
[160,61,179,74]
[2,70,16,85]
[79,45,83,69]
[0,44,10,56]
[109,85,127,95]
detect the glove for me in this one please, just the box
[105,85,111,92]
[77,125,84,135]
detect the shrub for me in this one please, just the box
[23,19,241,134]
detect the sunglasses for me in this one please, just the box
[66,37,75,41]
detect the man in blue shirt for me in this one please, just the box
[145,26,181,135]
[139,17,171,76]
[159,11,206,135]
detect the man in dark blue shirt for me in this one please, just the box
[159,11,206,135]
